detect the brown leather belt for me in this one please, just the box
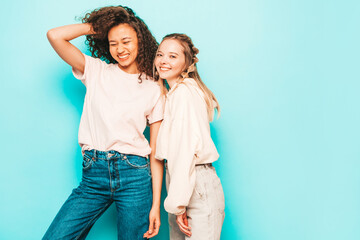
[195,163,212,167]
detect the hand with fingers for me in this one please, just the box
[143,206,161,239]
[176,211,192,237]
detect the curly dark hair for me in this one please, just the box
[82,6,158,79]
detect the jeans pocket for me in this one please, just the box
[194,171,206,200]
[194,185,205,200]
[82,155,93,170]
[124,155,149,169]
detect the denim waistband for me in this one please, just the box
[83,149,143,160]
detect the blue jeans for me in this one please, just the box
[43,150,152,240]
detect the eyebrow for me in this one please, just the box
[109,37,132,42]
[156,50,180,55]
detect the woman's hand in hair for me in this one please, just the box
[47,24,94,74]
[143,206,161,238]
[176,211,192,237]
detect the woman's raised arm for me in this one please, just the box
[47,23,94,74]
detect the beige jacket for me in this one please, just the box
[155,78,219,215]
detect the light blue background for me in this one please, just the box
[1,0,359,239]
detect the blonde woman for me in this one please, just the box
[154,34,225,239]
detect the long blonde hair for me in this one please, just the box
[153,33,220,120]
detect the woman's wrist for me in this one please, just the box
[83,23,95,35]
[175,209,186,216]
[151,202,161,209]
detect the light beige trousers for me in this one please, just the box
[166,164,225,240]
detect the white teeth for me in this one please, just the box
[160,67,171,71]
[118,54,129,59]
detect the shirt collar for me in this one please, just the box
[166,80,182,97]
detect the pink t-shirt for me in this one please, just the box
[73,54,164,157]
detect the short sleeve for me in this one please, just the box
[72,54,106,86]
[147,94,165,124]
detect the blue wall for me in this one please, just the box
[1,0,359,239]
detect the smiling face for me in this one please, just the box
[155,39,187,86]
[108,24,139,74]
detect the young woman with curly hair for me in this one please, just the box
[43,6,163,240]
[154,34,225,239]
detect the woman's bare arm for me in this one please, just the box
[47,23,94,74]
[144,120,164,238]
